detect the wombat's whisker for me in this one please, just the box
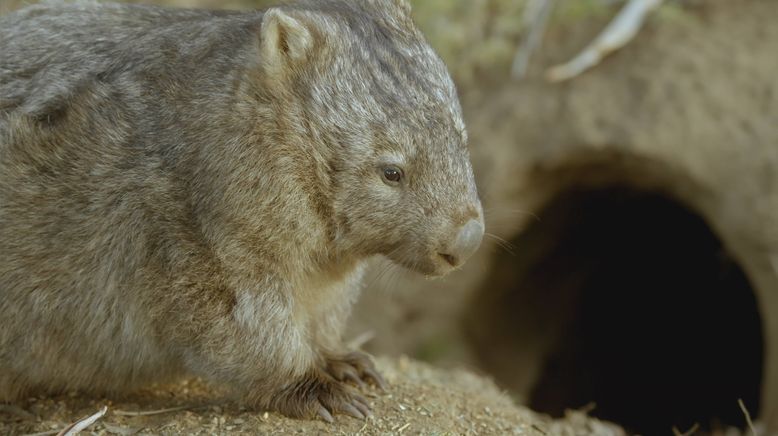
[484,232,517,255]
[483,207,541,222]
[365,262,398,291]
[383,267,408,294]
[364,247,404,290]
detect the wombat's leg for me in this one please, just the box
[324,351,387,390]
[270,366,372,422]
[192,282,369,421]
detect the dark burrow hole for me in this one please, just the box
[469,185,763,435]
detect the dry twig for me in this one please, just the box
[347,330,376,349]
[671,423,699,436]
[512,0,557,79]
[56,406,108,436]
[113,404,200,416]
[22,431,60,436]
[546,0,664,82]
[102,423,143,435]
[738,398,758,436]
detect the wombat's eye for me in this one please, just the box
[382,166,403,185]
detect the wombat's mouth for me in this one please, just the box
[387,218,484,277]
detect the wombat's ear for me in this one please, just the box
[393,0,412,16]
[260,8,313,74]
[369,0,412,17]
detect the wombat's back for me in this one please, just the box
[0,3,259,399]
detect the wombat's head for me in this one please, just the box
[256,0,483,276]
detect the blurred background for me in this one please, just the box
[3,0,776,434]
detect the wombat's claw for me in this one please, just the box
[353,397,372,418]
[316,401,369,422]
[342,402,365,420]
[317,403,334,423]
[326,351,388,390]
[313,388,370,422]
[361,367,387,391]
[327,360,366,388]
[278,369,372,422]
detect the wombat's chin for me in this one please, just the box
[392,256,457,278]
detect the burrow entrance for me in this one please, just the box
[468,185,763,434]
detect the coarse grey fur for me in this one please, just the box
[0,0,482,419]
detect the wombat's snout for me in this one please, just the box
[437,218,484,269]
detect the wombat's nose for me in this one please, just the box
[439,219,484,267]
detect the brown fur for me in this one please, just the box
[0,0,482,419]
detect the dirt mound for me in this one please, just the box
[0,357,624,435]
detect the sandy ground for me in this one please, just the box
[0,357,624,435]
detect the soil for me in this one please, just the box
[0,357,623,435]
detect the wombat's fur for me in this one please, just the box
[0,0,482,420]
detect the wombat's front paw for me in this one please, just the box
[325,351,387,390]
[273,369,372,422]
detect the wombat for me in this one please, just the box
[0,0,483,421]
